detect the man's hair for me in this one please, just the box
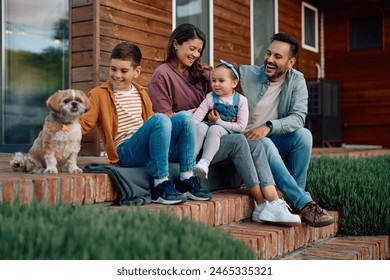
[111,42,142,67]
[270,33,299,58]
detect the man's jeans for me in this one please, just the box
[260,127,313,210]
[117,111,196,179]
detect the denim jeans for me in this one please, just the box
[208,134,261,189]
[117,111,196,179]
[260,127,313,210]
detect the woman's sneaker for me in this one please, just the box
[252,199,301,227]
[175,176,213,201]
[301,201,334,227]
[151,180,187,205]
[194,160,209,179]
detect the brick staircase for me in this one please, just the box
[1,148,389,260]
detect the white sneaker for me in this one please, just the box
[194,161,209,179]
[252,201,266,223]
[253,199,301,227]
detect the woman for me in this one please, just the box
[148,23,300,226]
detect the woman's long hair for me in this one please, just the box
[165,23,210,85]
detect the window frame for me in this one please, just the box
[250,0,278,65]
[172,0,213,66]
[301,1,319,53]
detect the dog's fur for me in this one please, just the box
[10,89,91,174]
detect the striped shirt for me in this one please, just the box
[114,86,144,147]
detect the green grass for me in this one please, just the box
[0,202,254,260]
[307,155,390,236]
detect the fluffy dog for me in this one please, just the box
[10,89,90,174]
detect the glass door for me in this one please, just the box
[1,0,69,152]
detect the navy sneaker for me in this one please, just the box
[151,180,187,205]
[175,176,213,201]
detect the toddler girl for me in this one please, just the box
[193,60,248,179]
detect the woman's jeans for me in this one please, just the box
[210,129,313,210]
[116,111,196,179]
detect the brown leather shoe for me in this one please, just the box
[301,201,334,227]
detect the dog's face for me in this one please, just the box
[46,89,91,122]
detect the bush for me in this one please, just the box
[307,155,390,236]
[0,202,254,260]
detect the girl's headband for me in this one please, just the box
[217,59,240,81]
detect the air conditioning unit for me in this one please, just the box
[305,79,342,147]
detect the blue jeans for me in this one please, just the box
[116,111,196,179]
[209,134,264,190]
[260,127,313,210]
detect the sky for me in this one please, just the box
[4,0,68,53]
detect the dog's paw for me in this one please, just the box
[31,168,45,174]
[10,152,27,172]
[44,167,58,174]
[69,166,83,174]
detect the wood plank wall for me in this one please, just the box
[71,0,173,155]
[71,0,388,153]
[278,0,321,79]
[213,0,251,66]
[323,0,390,148]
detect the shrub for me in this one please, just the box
[307,155,390,236]
[0,202,254,260]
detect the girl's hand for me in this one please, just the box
[207,109,220,123]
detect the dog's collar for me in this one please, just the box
[50,113,73,125]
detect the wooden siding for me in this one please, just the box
[71,0,173,155]
[323,0,390,148]
[278,0,321,79]
[213,0,251,66]
[70,0,388,154]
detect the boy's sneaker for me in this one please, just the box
[301,201,334,227]
[194,161,209,179]
[252,199,301,227]
[151,180,187,205]
[175,176,213,201]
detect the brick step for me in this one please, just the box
[276,235,390,260]
[219,215,340,260]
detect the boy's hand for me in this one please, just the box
[187,108,197,113]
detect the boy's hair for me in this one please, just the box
[215,60,244,96]
[111,42,142,67]
[270,33,299,59]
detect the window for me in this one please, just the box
[1,0,69,152]
[302,2,318,53]
[350,16,383,51]
[174,0,212,64]
[252,0,277,65]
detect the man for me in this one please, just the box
[240,33,334,227]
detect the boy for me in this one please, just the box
[79,42,212,205]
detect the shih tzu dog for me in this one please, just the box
[10,89,91,174]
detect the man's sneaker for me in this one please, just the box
[194,161,209,179]
[175,176,213,201]
[151,180,187,205]
[301,201,334,227]
[252,199,301,227]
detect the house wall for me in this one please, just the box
[323,0,390,148]
[70,0,341,155]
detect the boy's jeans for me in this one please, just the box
[117,111,196,179]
